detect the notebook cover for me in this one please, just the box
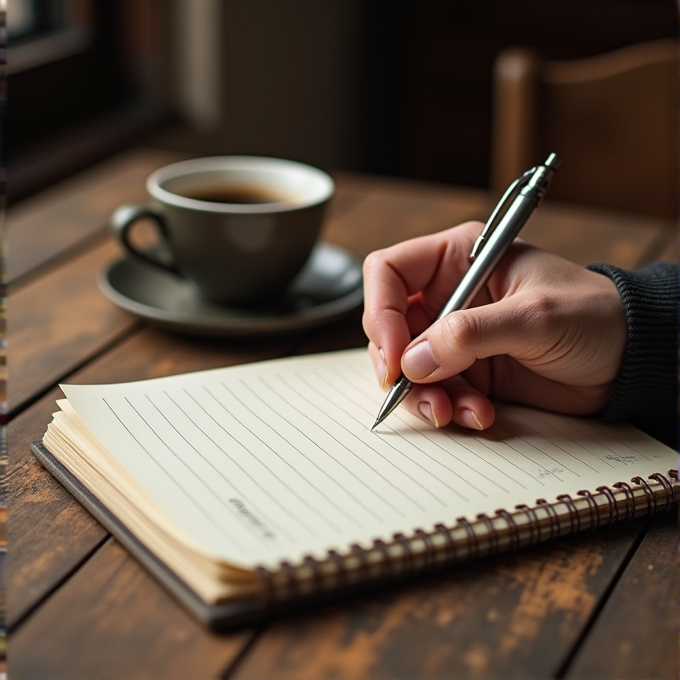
[31,440,419,629]
[30,440,277,629]
[30,440,678,629]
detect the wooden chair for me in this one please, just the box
[491,40,679,221]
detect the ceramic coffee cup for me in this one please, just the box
[109,156,335,305]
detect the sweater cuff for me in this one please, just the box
[586,262,678,448]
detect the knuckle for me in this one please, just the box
[521,293,559,334]
[362,249,388,276]
[440,312,481,353]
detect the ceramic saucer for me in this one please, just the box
[99,243,363,337]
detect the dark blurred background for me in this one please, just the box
[7,0,679,205]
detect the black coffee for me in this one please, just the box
[183,184,292,204]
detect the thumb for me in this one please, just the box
[401,297,542,383]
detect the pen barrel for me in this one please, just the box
[437,194,536,319]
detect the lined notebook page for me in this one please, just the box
[60,348,677,570]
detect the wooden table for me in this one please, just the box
[8,148,678,680]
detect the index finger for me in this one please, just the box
[361,221,483,383]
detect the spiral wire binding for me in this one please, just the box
[477,513,499,554]
[556,494,580,534]
[515,504,539,543]
[304,555,324,592]
[327,550,347,589]
[536,499,561,540]
[253,472,677,612]
[374,538,393,579]
[457,517,479,561]
[434,522,457,563]
[631,476,656,515]
[496,509,521,551]
[415,529,436,572]
[613,481,635,521]
[393,533,414,574]
[649,472,675,509]
[351,543,369,581]
[596,485,619,523]
[576,489,601,530]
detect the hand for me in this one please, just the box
[362,221,627,430]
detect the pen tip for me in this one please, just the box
[370,420,379,432]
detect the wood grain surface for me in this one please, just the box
[230,527,645,680]
[10,539,255,680]
[565,512,679,680]
[8,149,184,284]
[8,388,108,628]
[7,148,677,680]
[8,239,136,415]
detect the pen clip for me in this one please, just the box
[468,168,534,263]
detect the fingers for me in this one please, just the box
[363,222,628,433]
[371,339,497,431]
[399,379,496,430]
[362,222,484,385]
[367,342,389,390]
[401,292,557,383]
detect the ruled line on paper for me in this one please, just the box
[287,372,454,507]
[481,423,571,482]
[493,415,600,473]
[326,364,512,496]
[169,388,307,544]
[528,409,654,465]
[155,390,295,542]
[148,385,310,545]
[336,357,589,487]
[439,428,540,489]
[257,376,423,518]
[321,360,546,497]
[237,379,380,526]
[336,356,626,486]
[240,375,411,518]
[277,387,429,513]
[495,407,614,472]
[219,380,365,530]
[183,387,321,539]
[232,378,401,523]
[204,383,339,534]
[325,362,534,494]
[389,418,503,496]
[104,397,250,550]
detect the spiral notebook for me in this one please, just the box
[33,348,678,629]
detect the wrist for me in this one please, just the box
[586,262,678,447]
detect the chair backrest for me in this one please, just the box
[491,40,679,221]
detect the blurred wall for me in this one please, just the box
[217,1,364,170]
[358,0,679,187]
[160,0,677,188]
[11,0,675,202]
[165,0,364,172]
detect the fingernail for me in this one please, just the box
[418,402,439,428]
[458,408,483,430]
[403,340,440,380]
[378,347,389,389]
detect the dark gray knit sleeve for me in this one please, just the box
[586,261,678,449]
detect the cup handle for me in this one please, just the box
[109,203,181,275]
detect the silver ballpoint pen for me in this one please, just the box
[371,153,561,431]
